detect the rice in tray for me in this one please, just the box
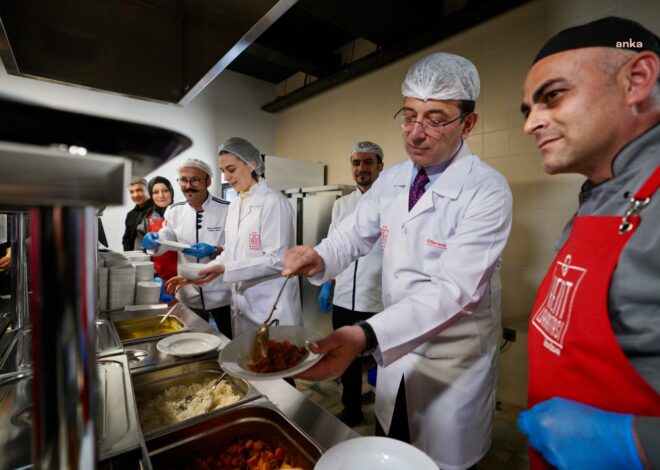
[138,378,241,433]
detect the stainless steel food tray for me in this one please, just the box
[131,359,262,439]
[147,403,322,469]
[95,319,124,358]
[97,354,143,459]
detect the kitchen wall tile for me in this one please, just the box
[508,154,543,183]
[483,129,509,158]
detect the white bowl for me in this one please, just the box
[178,263,207,280]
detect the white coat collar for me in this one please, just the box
[394,141,474,196]
[187,192,216,212]
[395,141,475,220]
[245,179,269,206]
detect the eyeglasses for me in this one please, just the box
[177,176,207,186]
[394,107,467,133]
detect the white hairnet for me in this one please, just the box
[177,158,213,178]
[401,52,480,101]
[218,137,265,176]
[350,141,384,161]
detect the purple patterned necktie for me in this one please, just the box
[408,167,430,210]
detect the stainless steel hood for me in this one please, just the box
[0,0,296,105]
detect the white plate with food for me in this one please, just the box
[157,332,225,358]
[219,325,323,380]
[315,436,439,470]
[156,239,191,252]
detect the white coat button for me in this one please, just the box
[402,226,408,235]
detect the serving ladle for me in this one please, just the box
[184,370,228,404]
[252,276,290,363]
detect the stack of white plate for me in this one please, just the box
[133,261,155,281]
[98,267,109,310]
[108,265,136,310]
[135,281,160,305]
[126,252,152,262]
[105,256,131,268]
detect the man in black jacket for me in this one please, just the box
[122,177,153,251]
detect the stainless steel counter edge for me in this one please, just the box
[248,378,359,451]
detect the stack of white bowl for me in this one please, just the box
[135,281,161,305]
[108,265,136,310]
[133,261,155,282]
[98,267,109,310]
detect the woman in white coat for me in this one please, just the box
[192,137,302,336]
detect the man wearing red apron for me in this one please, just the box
[518,17,660,469]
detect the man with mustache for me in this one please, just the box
[142,158,232,337]
[283,53,512,469]
[516,17,660,470]
[317,141,385,427]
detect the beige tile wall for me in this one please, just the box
[274,0,660,407]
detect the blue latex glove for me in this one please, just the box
[142,232,159,250]
[154,276,175,303]
[182,242,216,259]
[317,282,333,313]
[517,397,643,470]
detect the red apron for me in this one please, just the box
[527,166,660,469]
[148,215,178,281]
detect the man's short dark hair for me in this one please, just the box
[459,100,476,114]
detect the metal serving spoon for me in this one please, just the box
[184,370,228,404]
[252,276,290,363]
[151,303,179,335]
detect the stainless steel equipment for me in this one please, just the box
[0,95,191,469]
[147,404,323,469]
[285,185,354,335]
[131,359,260,439]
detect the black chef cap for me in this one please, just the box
[147,176,174,200]
[534,17,660,64]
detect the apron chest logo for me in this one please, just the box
[249,232,261,250]
[531,254,586,355]
[380,225,389,249]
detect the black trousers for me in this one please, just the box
[375,378,478,470]
[332,305,376,416]
[375,377,411,442]
[191,305,232,339]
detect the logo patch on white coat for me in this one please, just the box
[249,232,261,250]
[380,225,389,249]
[426,238,446,249]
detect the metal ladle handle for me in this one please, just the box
[264,276,290,325]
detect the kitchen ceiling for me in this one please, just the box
[0,0,527,112]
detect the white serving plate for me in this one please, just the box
[219,325,323,381]
[156,239,191,252]
[156,332,224,358]
[315,436,439,470]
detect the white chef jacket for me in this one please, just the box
[312,142,512,469]
[209,180,302,335]
[155,193,231,310]
[329,189,383,312]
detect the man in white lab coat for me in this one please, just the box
[143,158,232,337]
[284,52,513,469]
[317,141,384,427]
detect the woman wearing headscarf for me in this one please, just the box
[169,137,302,337]
[135,176,178,283]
